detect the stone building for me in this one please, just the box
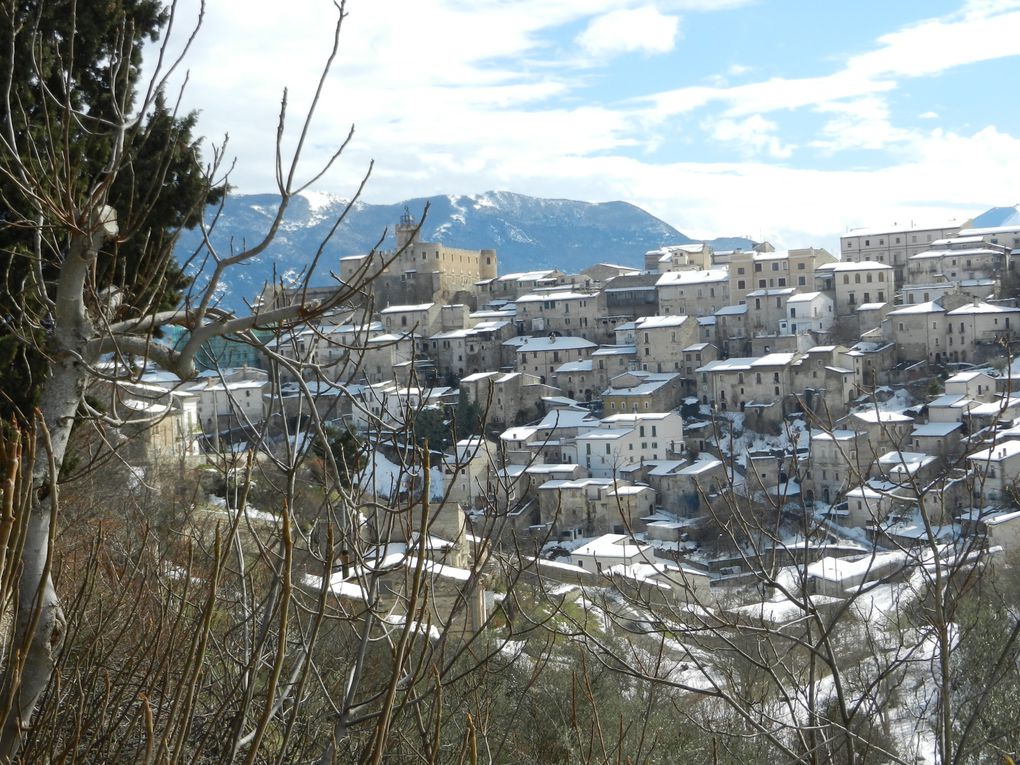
[339,210,498,307]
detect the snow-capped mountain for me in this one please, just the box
[175,190,754,310]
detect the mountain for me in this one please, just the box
[175,190,754,310]
[969,205,1020,229]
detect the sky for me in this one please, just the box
[161,0,1020,253]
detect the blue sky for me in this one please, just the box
[167,0,1020,253]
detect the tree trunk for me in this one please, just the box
[0,217,111,761]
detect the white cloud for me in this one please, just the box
[643,1,1020,122]
[811,97,913,152]
[146,0,1020,259]
[919,111,940,120]
[704,114,793,159]
[576,6,681,57]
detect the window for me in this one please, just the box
[737,280,745,290]
[772,262,779,271]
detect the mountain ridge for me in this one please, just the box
[175,190,756,310]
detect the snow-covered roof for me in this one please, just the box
[696,352,796,373]
[851,410,913,424]
[496,269,557,283]
[380,302,434,313]
[592,345,636,356]
[678,456,723,475]
[746,287,796,297]
[811,429,862,442]
[630,315,691,329]
[715,304,747,316]
[946,301,1020,316]
[515,290,593,303]
[555,360,594,373]
[968,439,1020,463]
[517,336,597,352]
[844,221,962,236]
[911,422,962,437]
[602,411,674,424]
[945,370,994,383]
[655,268,728,287]
[572,534,653,560]
[887,300,944,315]
[786,291,825,303]
[537,409,597,430]
[817,260,892,272]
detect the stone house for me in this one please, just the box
[712,304,751,357]
[645,243,713,272]
[681,343,719,398]
[781,291,835,335]
[571,412,684,478]
[695,352,799,428]
[459,371,552,428]
[537,480,656,538]
[746,288,797,337]
[423,319,514,381]
[601,273,660,320]
[944,371,997,402]
[380,302,443,336]
[909,422,964,465]
[967,440,1020,507]
[815,261,893,318]
[655,269,730,317]
[613,314,700,375]
[602,371,684,415]
[515,335,597,383]
[806,429,870,505]
[840,220,963,286]
[514,290,601,341]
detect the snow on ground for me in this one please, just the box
[204,495,279,524]
[850,387,916,414]
[355,450,444,501]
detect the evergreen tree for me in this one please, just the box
[0,0,222,420]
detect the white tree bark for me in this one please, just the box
[0,210,115,759]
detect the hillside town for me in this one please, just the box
[101,207,1020,619]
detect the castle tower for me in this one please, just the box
[395,206,420,251]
